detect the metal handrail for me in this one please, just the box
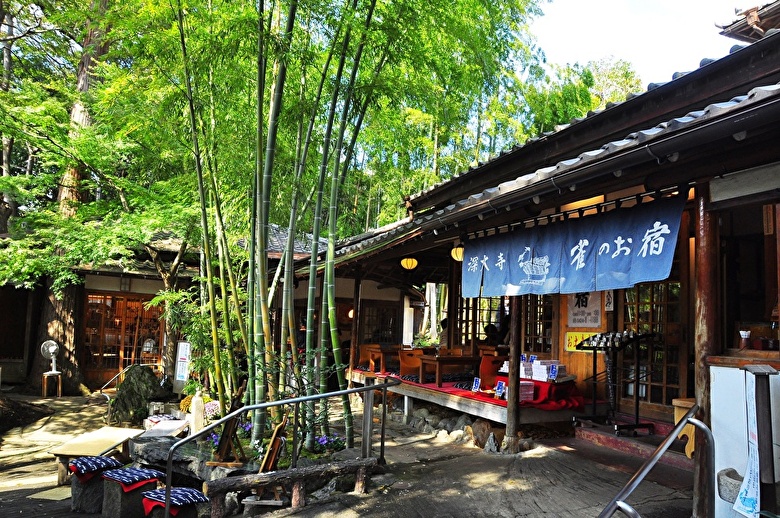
[162,377,402,515]
[598,403,715,518]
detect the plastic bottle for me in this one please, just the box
[190,390,205,435]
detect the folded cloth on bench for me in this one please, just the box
[103,467,165,492]
[69,455,124,482]
[142,487,209,516]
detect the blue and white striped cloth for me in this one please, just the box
[68,455,123,475]
[103,467,164,485]
[142,487,209,506]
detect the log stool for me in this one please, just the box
[69,455,125,513]
[102,467,165,518]
[142,487,210,518]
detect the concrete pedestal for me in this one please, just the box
[102,477,158,518]
[71,473,105,513]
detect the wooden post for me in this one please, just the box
[348,270,362,387]
[504,297,521,453]
[693,186,718,517]
[291,480,306,509]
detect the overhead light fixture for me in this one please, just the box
[450,244,465,262]
[400,257,418,270]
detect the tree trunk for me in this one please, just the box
[1,12,16,234]
[58,0,109,217]
[42,0,108,391]
[33,280,87,395]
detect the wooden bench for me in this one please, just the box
[48,426,142,485]
[203,457,378,517]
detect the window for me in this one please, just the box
[522,295,554,354]
[360,302,400,344]
[622,282,684,408]
[457,295,507,347]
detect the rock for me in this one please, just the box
[438,417,457,432]
[111,365,174,425]
[435,429,450,442]
[102,477,157,518]
[471,419,493,448]
[412,407,430,419]
[454,414,472,431]
[484,432,499,453]
[310,478,338,500]
[449,429,465,443]
[370,472,396,489]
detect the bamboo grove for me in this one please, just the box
[0,0,639,448]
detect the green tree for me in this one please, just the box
[586,57,642,110]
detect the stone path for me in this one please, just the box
[0,392,693,517]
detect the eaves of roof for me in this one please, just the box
[719,2,780,43]
[76,259,200,279]
[333,78,780,266]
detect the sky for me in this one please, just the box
[531,0,751,87]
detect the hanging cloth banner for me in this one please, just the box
[461,196,686,298]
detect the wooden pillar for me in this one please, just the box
[775,203,780,319]
[693,186,718,517]
[448,260,462,351]
[504,297,521,453]
[348,270,362,387]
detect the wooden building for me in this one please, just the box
[332,20,780,515]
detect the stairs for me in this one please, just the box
[574,415,694,472]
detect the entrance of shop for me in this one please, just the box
[82,293,164,389]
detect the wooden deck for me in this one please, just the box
[350,369,603,425]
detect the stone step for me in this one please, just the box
[574,420,693,472]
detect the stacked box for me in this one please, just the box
[519,362,534,379]
[531,360,566,381]
[519,381,535,401]
[498,360,509,374]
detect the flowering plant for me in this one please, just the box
[179,393,213,413]
[311,433,346,453]
[204,401,221,422]
[238,421,252,438]
[206,431,220,451]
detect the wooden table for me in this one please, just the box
[49,426,143,485]
[140,418,190,437]
[419,355,480,387]
[364,344,402,373]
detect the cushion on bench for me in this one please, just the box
[68,455,124,482]
[103,467,165,492]
[142,487,209,515]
